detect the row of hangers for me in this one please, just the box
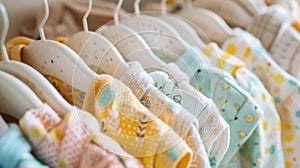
[0,0,211,137]
[0,0,212,123]
[143,0,298,44]
[0,0,295,137]
[0,0,261,134]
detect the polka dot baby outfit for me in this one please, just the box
[162,48,264,168]
[149,70,230,168]
[19,104,143,168]
[202,43,284,168]
[222,28,300,168]
[82,75,193,168]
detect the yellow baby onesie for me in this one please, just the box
[83,75,193,168]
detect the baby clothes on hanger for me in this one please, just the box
[222,28,300,168]
[118,61,227,168]
[51,36,213,168]
[4,36,205,168]
[19,103,143,168]
[82,74,193,168]
[2,36,194,168]
[119,63,203,168]
[0,124,48,168]
[57,36,215,168]
[201,43,284,168]
[154,48,264,167]
[149,70,229,167]
[171,49,264,168]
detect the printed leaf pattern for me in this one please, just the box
[137,114,148,140]
[107,102,120,131]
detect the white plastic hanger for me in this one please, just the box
[178,1,233,45]
[0,1,72,117]
[0,70,43,119]
[119,0,191,59]
[0,11,43,117]
[0,11,43,115]
[0,60,74,117]
[66,0,130,79]
[193,0,253,29]
[0,3,9,134]
[96,0,168,71]
[21,0,97,93]
[156,0,206,49]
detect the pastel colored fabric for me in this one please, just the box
[222,28,300,168]
[246,5,290,50]
[270,25,300,79]
[158,48,264,167]
[149,70,229,168]
[162,62,209,103]
[82,74,193,168]
[202,43,284,168]
[0,124,48,168]
[19,104,142,168]
[139,92,202,168]
[1,36,198,168]
[119,61,212,168]
[61,32,215,167]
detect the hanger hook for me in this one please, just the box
[161,0,167,13]
[0,2,9,62]
[114,0,123,25]
[134,0,141,15]
[83,0,92,32]
[39,0,49,41]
